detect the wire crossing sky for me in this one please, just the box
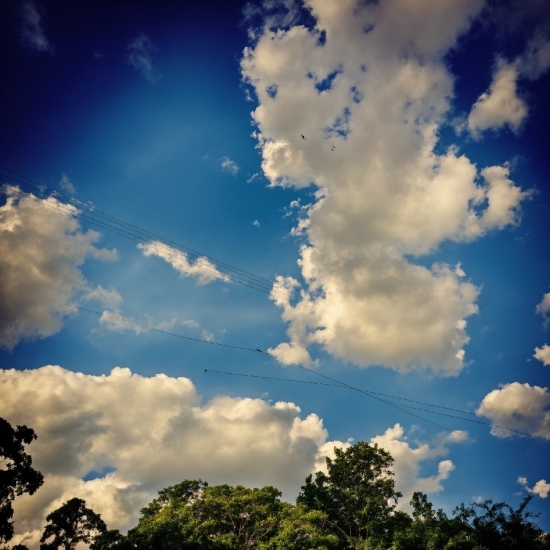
[0,0,549,546]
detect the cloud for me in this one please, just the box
[1,366,462,548]
[536,292,550,325]
[83,286,123,310]
[59,173,76,194]
[468,60,527,138]
[253,219,261,227]
[0,365,340,547]
[370,424,467,509]
[220,156,240,175]
[127,33,160,83]
[518,476,550,498]
[138,241,230,285]
[467,30,550,138]
[476,382,550,439]
[534,344,550,366]
[241,0,531,375]
[19,1,53,53]
[0,186,116,350]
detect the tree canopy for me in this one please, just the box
[40,498,106,550]
[0,418,548,550]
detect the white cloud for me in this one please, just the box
[84,286,123,310]
[468,60,527,137]
[534,344,550,366]
[241,0,530,375]
[370,424,466,508]
[253,219,261,227]
[476,382,550,439]
[467,30,550,138]
[138,241,230,285]
[1,366,462,548]
[0,186,116,350]
[0,365,339,547]
[59,173,76,194]
[127,33,160,83]
[220,156,240,175]
[518,476,550,498]
[19,1,53,53]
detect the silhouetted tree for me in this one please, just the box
[40,498,106,550]
[0,417,44,544]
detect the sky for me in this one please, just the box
[0,0,549,546]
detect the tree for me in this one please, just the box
[258,504,339,550]
[40,498,106,550]
[0,417,44,544]
[297,442,402,549]
[129,480,287,549]
[453,496,550,550]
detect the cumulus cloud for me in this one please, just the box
[0,366,462,548]
[534,344,550,366]
[476,382,550,439]
[0,186,116,350]
[370,424,467,508]
[59,173,76,194]
[518,476,550,498]
[241,0,531,375]
[138,241,230,285]
[127,33,160,83]
[468,60,527,137]
[220,156,240,175]
[19,1,53,53]
[468,30,550,138]
[0,365,336,547]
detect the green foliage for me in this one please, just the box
[0,417,44,544]
[390,492,550,550]
[297,442,402,548]
[453,496,550,550]
[258,504,339,550]
[40,498,106,550]
[129,480,285,549]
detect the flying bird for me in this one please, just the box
[301,134,306,140]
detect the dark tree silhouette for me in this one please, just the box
[0,417,44,544]
[40,498,106,550]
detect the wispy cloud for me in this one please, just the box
[127,33,160,83]
[19,1,53,53]
[59,173,76,194]
[138,241,230,285]
[220,157,240,175]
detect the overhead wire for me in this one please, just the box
[2,166,546,440]
[205,368,550,441]
[0,165,288,299]
[67,304,549,441]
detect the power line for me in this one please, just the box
[68,303,549,441]
[204,368,550,441]
[0,165,288,298]
[67,305,259,352]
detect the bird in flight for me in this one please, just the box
[301,134,306,140]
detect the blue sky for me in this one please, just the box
[1,0,549,546]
